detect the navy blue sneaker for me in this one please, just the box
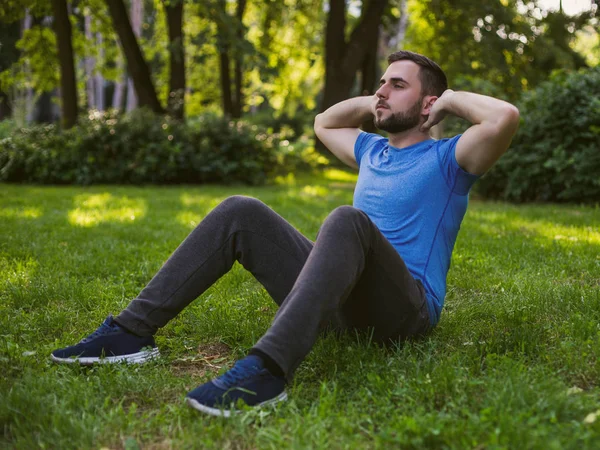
[186,355,287,417]
[51,315,159,365]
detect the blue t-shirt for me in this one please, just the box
[353,132,479,326]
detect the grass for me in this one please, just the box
[1,169,599,449]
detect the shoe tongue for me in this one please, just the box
[80,315,116,343]
[213,356,264,389]
[103,314,115,326]
[240,355,264,370]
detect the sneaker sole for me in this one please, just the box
[186,391,288,418]
[51,348,160,365]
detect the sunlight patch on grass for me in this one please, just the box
[176,211,203,229]
[0,207,43,219]
[0,257,38,292]
[508,217,600,245]
[301,185,329,197]
[67,193,147,227]
[323,168,358,183]
[273,173,297,186]
[180,193,223,210]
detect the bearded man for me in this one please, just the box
[52,50,520,417]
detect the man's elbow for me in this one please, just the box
[314,114,325,136]
[314,113,326,128]
[502,104,520,134]
[488,104,520,139]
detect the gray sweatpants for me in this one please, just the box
[116,196,430,378]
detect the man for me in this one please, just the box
[52,51,519,417]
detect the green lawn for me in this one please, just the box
[1,171,599,449]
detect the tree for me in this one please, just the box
[404,0,598,101]
[126,0,142,111]
[240,0,323,117]
[202,0,251,118]
[0,21,21,120]
[213,0,236,117]
[232,0,246,118]
[164,0,186,119]
[105,0,164,113]
[321,0,388,114]
[51,0,78,128]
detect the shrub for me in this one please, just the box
[0,109,320,185]
[0,119,17,140]
[246,108,315,141]
[476,67,600,203]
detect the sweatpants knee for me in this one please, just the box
[216,195,267,216]
[325,205,366,226]
[319,205,369,237]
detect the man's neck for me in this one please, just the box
[387,128,432,149]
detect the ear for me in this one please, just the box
[421,95,438,115]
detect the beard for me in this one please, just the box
[374,98,423,133]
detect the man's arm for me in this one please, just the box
[421,90,520,175]
[314,96,375,169]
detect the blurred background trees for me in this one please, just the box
[0,0,598,201]
[2,0,596,125]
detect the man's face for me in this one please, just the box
[373,60,430,133]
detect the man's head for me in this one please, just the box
[374,51,447,134]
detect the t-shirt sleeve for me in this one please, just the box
[437,134,480,195]
[354,132,384,167]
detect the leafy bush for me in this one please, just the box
[0,109,322,185]
[0,119,17,140]
[246,108,315,141]
[477,67,600,203]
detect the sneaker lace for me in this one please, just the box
[80,320,117,344]
[218,360,262,388]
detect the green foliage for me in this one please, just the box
[0,108,319,185]
[0,119,16,140]
[477,67,600,203]
[0,24,59,95]
[247,107,315,140]
[405,0,597,101]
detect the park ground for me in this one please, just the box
[1,170,599,449]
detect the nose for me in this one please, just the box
[375,84,387,99]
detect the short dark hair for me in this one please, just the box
[387,51,448,97]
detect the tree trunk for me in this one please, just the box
[318,0,388,150]
[85,15,96,109]
[360,45,378,133]
[112,51,125,110]
[24,12,34,123]
[321,0,388,112]
[51,0,78,128]
[0,21,21,120]
[95,27,105,110]
[232,0,246,118]
[105,0,164,113]
[216,0,233,117]
[322,0,347,113]
[0,92,11,120]
[126,77,136,111]
[165,0,185,120]
[360,17,382,133]
[126,0,142,111]
[34,90,55,124]
[219,52,233,117]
